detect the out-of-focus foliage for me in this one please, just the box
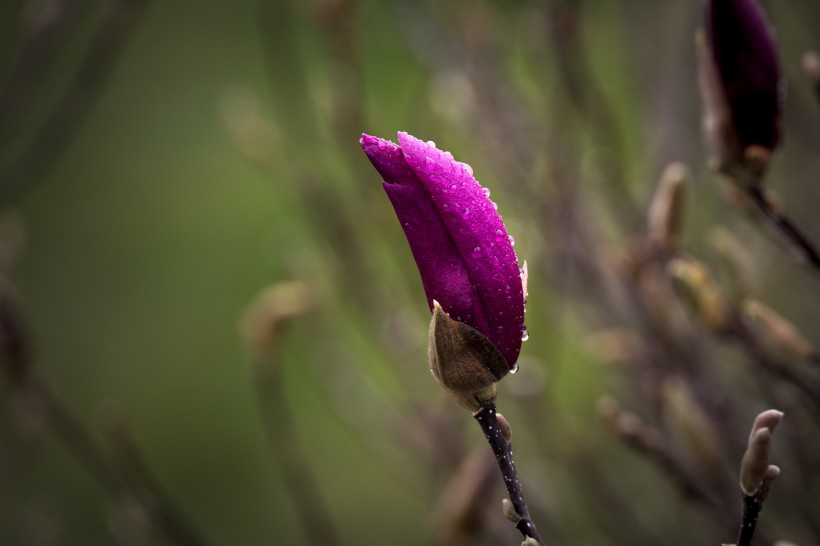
[1,0,819,545]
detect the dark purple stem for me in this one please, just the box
[736,492,764,546]
[747,186,820,275]
[473,402,546,546]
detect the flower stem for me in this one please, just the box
[473,401,546,546]
[736,492,764,546]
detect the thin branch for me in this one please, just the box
[473,402,546,546]
[0,0,151,204]
[736,493,764,546]
[0,279,213,546]
[252,362,346,546]
[746,185,820,278]
[107,416,216,546]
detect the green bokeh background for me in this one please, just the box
[2,1,820,545]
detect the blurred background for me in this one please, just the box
[1,0,820,545]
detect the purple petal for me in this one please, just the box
[707,0,781,150]
[360,132,525,368]
[360,134,480,330]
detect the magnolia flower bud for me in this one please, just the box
[428,301,509,411]
[705,0,782,161]
[362,132,526,370]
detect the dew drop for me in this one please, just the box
[482,187,491,197]
[521,327,529,342]
[509,362,519,374]
[425,156,435,170]
[492,255,500,265]
[427,140,436,147]
[378,143,386,150]
[473,246,482,254]
[497,326,504,332]
[495,229,504,242]
[508,235,516,246]
[491,201,498,210]
[462,208,471,219]
[444,151,453,160]
[460,162,474,176]
[442,204,449,211]
[450,184,457,190]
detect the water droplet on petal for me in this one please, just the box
[473,246,482,254]
[495,229,504,242]
[482,187,491,197]
[444,151,453,160]
[462,208,470,219]
[450,184,457,190]
[492,255,500,265]
[497,326,504,332]
[521,327,529,342]
[491,201,498,210]
[442,204,449,211]
[378,143,386,150]
[461,162,474,176]
[508,235,516,246]
[510,362,519,374]
[427,140,436,147]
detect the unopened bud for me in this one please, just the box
[743,300,813,359]
[429,301,509,411]
[740,427,772,495]
[739,410,783,497]
[748,409,783,443]
[648,163,688,248]
[696,29,741,170]
[496,412,513,441]
[759,464,780,500]
[668,258,732,333]
[502,498,519,523]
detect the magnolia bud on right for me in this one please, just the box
[739,410,783,497]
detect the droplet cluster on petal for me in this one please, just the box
[361,132,526,369]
